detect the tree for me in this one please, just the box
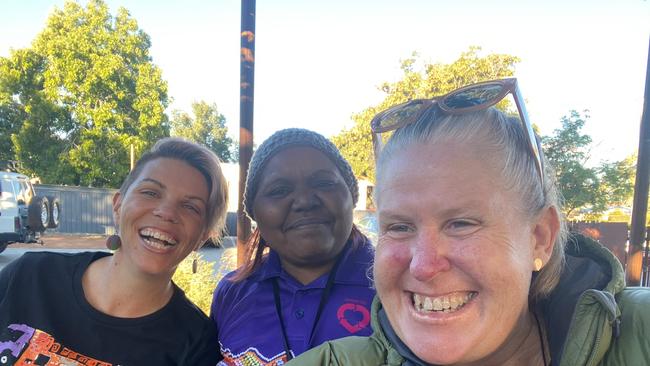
[0,0,169,187]
[598,154,636,208]
[0,101,24,163]
[543,110,598,217]
[332,47,521,181]
[170,101,234,162]
[0,49,76,182]
[542,110,636,218]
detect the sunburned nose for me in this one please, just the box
[409,233,451,281]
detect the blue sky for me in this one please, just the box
[1,0,649,164]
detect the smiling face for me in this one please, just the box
[113,158,209,278]
[374,139,549,365]
[252,147,354,283]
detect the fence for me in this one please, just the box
[33,184,239,236]
[568,221,650,283]
[34,184,117,235]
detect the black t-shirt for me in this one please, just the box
[0,251,221,365]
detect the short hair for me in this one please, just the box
[375,107,567,305]
[119,137,228,238]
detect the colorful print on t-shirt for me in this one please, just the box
[0,323,111,366]
[218,344,289,366]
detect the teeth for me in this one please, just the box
[139,228,177,246]
[424,297,433,310]
[413,292,476,313]
[433,297,442,311]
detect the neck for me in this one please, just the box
[82,254,174,318]
[280,258,338,285]
[462,311,547,366]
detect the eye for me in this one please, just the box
[314,180,336,189]
[444,219,480,236]
[140,189,158,198]
[266,185,291,198]
[183,202,201,214]
[382,222,415,239]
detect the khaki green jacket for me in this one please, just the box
[288,235,650,366]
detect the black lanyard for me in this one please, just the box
[271,255,343,361]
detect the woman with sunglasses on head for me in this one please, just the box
[288,79,650,365]
[211,128,376,365]
[0,138,227,365]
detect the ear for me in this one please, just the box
[532,206,560,269]
[112,192,123,229]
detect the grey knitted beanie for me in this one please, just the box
[244,128,359,220]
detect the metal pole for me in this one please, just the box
[628,37,650,286]
[130,144,135,171]
[643,237,649,286]
[237,0,255,266]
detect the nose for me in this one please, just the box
[409,228,451,281]
[291,187,321,212]
[153,201,180,224]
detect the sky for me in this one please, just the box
[1,0,649,164]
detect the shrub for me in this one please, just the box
[173,248,237,315]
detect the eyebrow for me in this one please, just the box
[140,178,208,204]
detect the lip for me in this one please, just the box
[284,217,331,231]
[404,290,478,324]
[138,226,179,253]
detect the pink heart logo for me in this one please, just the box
[337,303,370,334]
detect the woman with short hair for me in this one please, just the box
[0,137,227,365]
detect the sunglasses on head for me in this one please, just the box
[370,78,545,187]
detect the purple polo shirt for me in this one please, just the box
[211,237,375,365]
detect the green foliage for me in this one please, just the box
[170,101,234,162]
[543,110,598,216]
[0,0,169,186]
[0,101,24,162]
[598,155,636,207]
[607,209,630,223]
[542,110,636,218]
[173,253,217,315]
[172,248,237,315]
[332,47,520,181]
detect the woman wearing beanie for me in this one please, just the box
[211,128,376,365]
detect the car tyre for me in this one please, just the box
[28,196,49,232]
[46,195,61,228]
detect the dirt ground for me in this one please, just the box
[10,233,108,249]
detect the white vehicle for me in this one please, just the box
[0,171,60,253]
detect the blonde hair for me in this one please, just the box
[375,107,567,304]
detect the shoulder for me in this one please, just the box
[170,285,214,326]
[335,239,375,287]
[603,287,650,364]
[2,251,104,278]
[22,250,108,265]
[617,286,650,330]
[211,269,269,320]
[288,335,388,366]
[213,269,263,301]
